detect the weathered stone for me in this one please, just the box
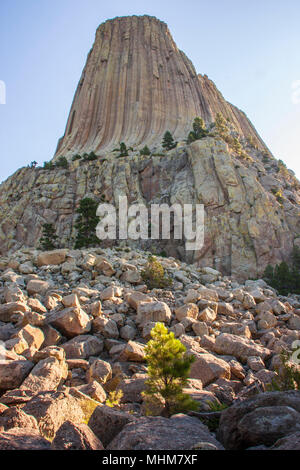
[217,390,300,449]
[23,391,85,437]
[87,359,112,384]
[62,335,104,359]
[88,405,136,447]
[119,341,145,362]
[27,280,50,296]
[192,321,209,337]
[0,406,38,431]
[92,317,119,338]
[214,333,271,362]
[62,293,81,308]
[20,357,68,394]
[198,307,217,323]
[175,303,199,321]
[0,302,28,322]
[137,301,171,324]
[77,381,107,403]
[0,428,51,450]
[0,360,34,391]
[120,324,136,341]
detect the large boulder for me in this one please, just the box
[27,280,50,296]
[217,391,300,449]
[214,333,271,362]
[23,391,85,438]
[0,428,51,450]
[190,353,231,386]
[36,249,68,267]
[19,357,68,394]
[88,405,136,447]
[0,301,28,322]
[61,335,104,359]
[137,301,172,325]
[0,360,34,392]
[87,359,112,385]
[119,341,145,362]
[108,414,224,450]
[51,421,104,450]
[49,307,91,338]
[0,407,38,431]
[270,432,300,450]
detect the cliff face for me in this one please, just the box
[0,15,299,278]
[54,15,265,158]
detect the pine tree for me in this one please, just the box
[39,223,58,251]
[143,322,198,417]
[162,131,177,151]
[74,198,101,249]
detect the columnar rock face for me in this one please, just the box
[54,15,265,158]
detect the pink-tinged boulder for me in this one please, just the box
[221,322,251,338]
[23,391,85,437]
[0,360,34,392]
[137,301,172,324]
[217,302,234,316]
[94,258,115,277]
[13,324,45,350]
[214,333,271,363]
[175,303,199,321]
[88,405,136,447]
[198,307,217,323]
[27,280,50,296]
[27,298,47,314]
[36,249,68,267]
[62,335,104,359]
[49,307,91,338]
[51,420,104,450]
[270,432,300,450]
[108,414,224,450]
[125,291,153,310]
[0,302,28,322]
[19,357,68,394]
[87,359,112,385]
[190,353,231,386]
[217,390,300,449]
[119,340,145,362]
[0,428,51,450]
[92,317,119,338]
[0,406,38,431]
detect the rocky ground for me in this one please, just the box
[0,246,299,450]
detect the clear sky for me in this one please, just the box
[0,0,299,183]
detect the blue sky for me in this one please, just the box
[0,0,299,182]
